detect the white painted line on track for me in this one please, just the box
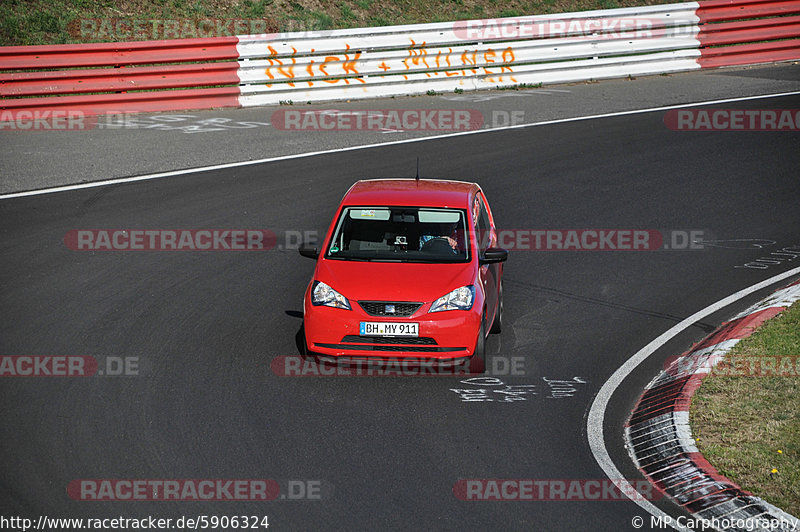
[2,90,800,200]
[587,266,800,531]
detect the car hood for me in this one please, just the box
[314,259,476,303]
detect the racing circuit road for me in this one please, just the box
[1,66,800,531]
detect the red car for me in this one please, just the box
[299,178,507,372]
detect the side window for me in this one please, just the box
[473,194,492,251]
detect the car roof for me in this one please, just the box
[341,179,480,209]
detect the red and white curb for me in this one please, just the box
[626,280,800,531]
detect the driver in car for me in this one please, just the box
[419,222,461,252]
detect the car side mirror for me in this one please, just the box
[480,247,508,264]
[298,245,319,259]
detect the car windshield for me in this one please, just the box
[325,206,470,262]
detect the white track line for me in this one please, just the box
[587,266,800,531]
[2,90,800,200]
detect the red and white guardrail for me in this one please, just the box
[1,0,798,117]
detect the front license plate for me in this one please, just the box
[360,322,419,337]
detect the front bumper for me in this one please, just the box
[303,298,480,362]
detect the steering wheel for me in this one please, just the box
[420,237,457,254]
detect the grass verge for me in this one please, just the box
[690,300,800,516]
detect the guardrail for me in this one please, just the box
[1,0,798,117]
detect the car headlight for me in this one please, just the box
[311,281,351,310]
[429,285,475,313]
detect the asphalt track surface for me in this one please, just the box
[3,63,800,194]
[2,73,800,530]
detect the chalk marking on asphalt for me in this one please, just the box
[587,266,800,531]
[2,90,800,200]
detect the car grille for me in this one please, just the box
[358,301,422,317]
[341,335,437,345]
[366,345,440,352]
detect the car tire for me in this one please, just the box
[490,280,503,334]
[469,317,487,374]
